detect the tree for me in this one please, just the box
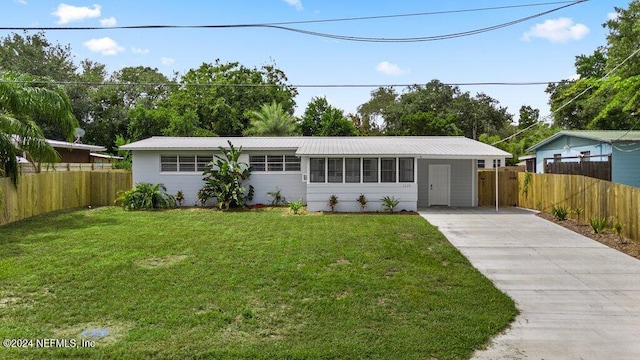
[357,87,397,134]
[244,101,296,136]
[518,105,540,129]
[298,97,357,136]
[0,72,78,183]
[166,60,297,136]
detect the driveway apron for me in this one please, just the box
[419,207,640,360]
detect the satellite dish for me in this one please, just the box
[74,128,86,143]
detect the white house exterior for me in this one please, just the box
[120,136,510,212]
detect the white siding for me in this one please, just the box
[306,183,417,212]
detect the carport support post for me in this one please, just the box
[495,163,499,212]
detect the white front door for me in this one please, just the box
[428,164,450,206]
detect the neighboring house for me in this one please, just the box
[525,130,640,187]
[476,157,505,170]
[121,136,509,212]
[47,139,107,163]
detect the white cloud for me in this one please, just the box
[607,12,619,21]
[521,17,589,43]
[83,37,124,55]
[14,0,27,4]
[131,47,149,54]
[100,17,117,27]
[52,3,101,24]
[161,57,175,66]
[376,61,407,76]
[283,0,302,11]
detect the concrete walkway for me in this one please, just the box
[419,207,640,360]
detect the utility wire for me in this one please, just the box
[0,1,588,43]
[491,45,640,147]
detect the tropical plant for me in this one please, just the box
[569,207,583,220]
[244,101,296,136]
[0,71,78,184]
[381,196,400,213]
[522,172,532,197]
[175,190,185,206]
[551,204,569,221]
[590,217,610,234]
[198,141,254,210]
[267,188,286,206]
[288,199,304,215]
[612,222,624,240]
[328,194,339,212]
[116,182,177,210]
[356,193,367,211]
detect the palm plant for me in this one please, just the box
[244,101,296,136]
[0,71,78,184]
[116,182,177,210]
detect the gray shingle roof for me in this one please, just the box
[120,136,510,158]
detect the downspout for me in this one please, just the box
[495,160,499,212]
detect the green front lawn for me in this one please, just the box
[0,208,516,359]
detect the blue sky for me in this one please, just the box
[1,0,628,120]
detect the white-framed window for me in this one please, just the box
[285,155,301,171]
[363,158,378,183]
[249,155,300,172]
[399,158,414,182]
[477,160,485,169]
[310,158,325,183]
[327,158,343,183]
[249,155,266,171]
[345,158,360,183]
[380,158,396,183]
[161,155,212,173]
[267,155,284,171]
[493,159,502,167]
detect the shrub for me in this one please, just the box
[175,190,185,206]
[612,222,624,239]
[328,194,338,212]
[199,141,254,210]
[381,196,400,213]
[356,194,367,211]
[590,217,610,234]
[116,183,177,211]
[569,207,582,219]
[267,188,286,206]
[551,205,569,221]
[288,199,305,215]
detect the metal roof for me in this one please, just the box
[120,136,511,158]
[526,130,640,153]
[48,139,106,152]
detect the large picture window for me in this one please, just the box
[327,158,343,183]
[380,158,396,183]
[399,158,414,182]
[345,158,360,183]
[362,158,378,183]
[310,158,325,183]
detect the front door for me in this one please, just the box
[428,164,450,206]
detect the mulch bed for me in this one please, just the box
[536,212,640,260]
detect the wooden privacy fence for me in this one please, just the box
[1,171,132,226]
[478,169,640,243]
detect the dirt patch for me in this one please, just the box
[135,254,191,269]
[536,212,640,260]
[53,321,133,346]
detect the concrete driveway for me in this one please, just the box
[419,207,640,360]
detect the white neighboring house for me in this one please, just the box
[120,136,510,212]
[476,157,506,169]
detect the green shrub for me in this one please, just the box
[381,196,400,213]
[267,188,286,206]
[590,217,610,234]
[569,207,583,219]
[116,183,177,210]
[551,205,569,221]
[175,190,184,206]
[356,194,367,211]
[328,194,338,212]
[288,199,305,215]
[612,222,624,239]
[199,141,254,210]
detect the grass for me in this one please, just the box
[0,207,516,359]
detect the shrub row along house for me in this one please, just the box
[120,136,509,212]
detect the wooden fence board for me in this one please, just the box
[1,171,131,226]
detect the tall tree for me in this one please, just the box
[244,102,296,136]
[518,105,540,130]
[357,87,397,134]
[0,72,78,183]
[299,97,357,136]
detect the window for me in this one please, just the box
[161,155,178,172]
[310,158,325,183]
[553,154,562,163]
[492,159,502,168]
[285,156,301,171]
[399,158,414,182]
[477,160,485,169]
[580,151,590,162]
[249,155,266,171]
[161,155,212,172]
[345,158,360,183]
[267,155,284,171]
[363,158,378,183]
[327,158,343,183]
[381,158,396,183]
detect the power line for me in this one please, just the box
[0,1,588,43]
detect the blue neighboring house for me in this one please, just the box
[525,130,640,188]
